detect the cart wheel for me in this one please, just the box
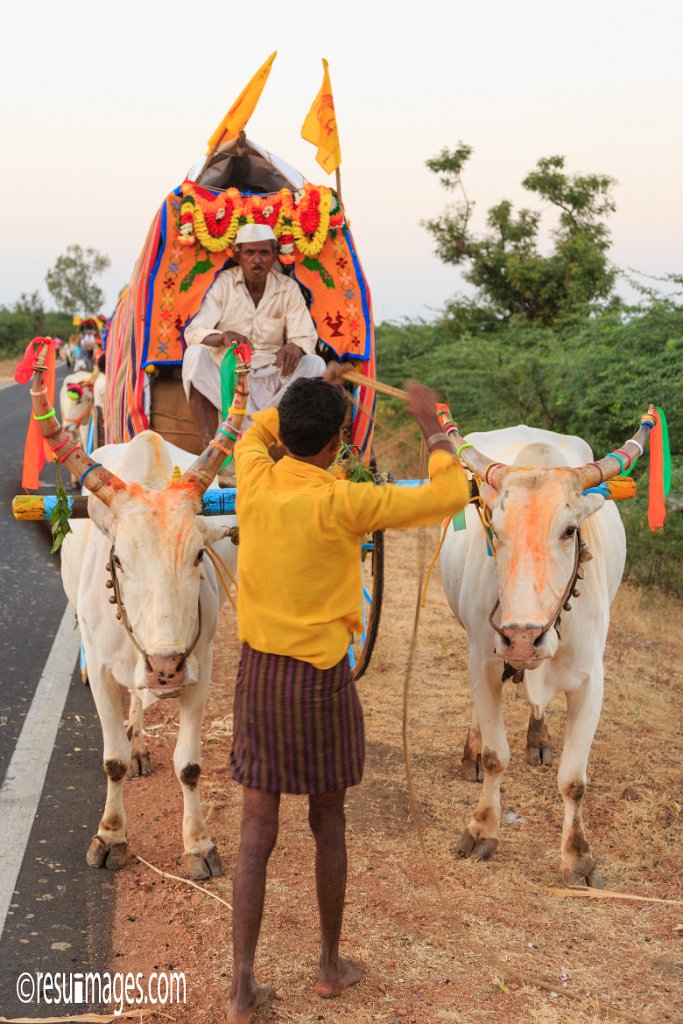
[349,529,384,680]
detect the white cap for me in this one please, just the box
[235,223,277,245]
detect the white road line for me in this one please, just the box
[0,604,80,937]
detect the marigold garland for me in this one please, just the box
[178,182,344,263]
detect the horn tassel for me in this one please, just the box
[30,344,126,506]
[579,406,658,491]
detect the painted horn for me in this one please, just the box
[578,406,658,489]
[30,349,126,506]
[182,346,251,496]
[447,425,508,490]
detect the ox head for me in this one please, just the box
[449,417,653,670]
[60,374,95,438]
[30,354,236,698]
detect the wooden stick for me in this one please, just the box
[546,886,682,906]
[340,366,408,400]
[135,855,232,910]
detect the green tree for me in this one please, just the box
[45,244,111,316]
[423,147,617,325]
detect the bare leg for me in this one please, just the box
[188,383,219,448]
[309,790,362,998]
[228,788,279,1024]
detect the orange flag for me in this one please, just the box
[301,58,342,174]
[15,337,56,490]
[206,52,277,155]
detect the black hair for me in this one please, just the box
[278,377,347,456]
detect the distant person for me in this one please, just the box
[225,372,470,1024]
[182,223,324,481]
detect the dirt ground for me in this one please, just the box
[104,524,682,1024]
[0,358,18,386]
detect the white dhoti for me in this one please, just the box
[182,345,326,428]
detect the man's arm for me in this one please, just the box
[184,276,249,349]
[340,382,470,532]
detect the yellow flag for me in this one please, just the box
[301,58,342,174]
[206,51,277,154]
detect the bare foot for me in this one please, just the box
[315,957,362,998]
[226,983,275,1024]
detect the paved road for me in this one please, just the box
[0,369,112,1016]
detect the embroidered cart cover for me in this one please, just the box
[106,181,376,453]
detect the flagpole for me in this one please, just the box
[335,167,343,208]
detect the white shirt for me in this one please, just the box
[184,266,318,371]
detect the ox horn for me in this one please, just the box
[182,346,251,496]
[447,424,509,489]
[30,346,126,506]
[578,407,658,490]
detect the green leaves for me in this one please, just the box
[49,464,73,555]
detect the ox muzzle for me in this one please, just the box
[494,622,559,669]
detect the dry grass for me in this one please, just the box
[108,519,682,1024]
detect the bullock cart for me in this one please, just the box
[25,131,385,677]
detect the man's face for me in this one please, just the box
[237,241,276,287]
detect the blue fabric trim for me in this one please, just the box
[141,198,170,369]
[344,227,373,361]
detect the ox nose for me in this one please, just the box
[498,624,546,663]
[146,654,186,697]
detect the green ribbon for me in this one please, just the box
[656,406,672,497]
[218,345,238,468]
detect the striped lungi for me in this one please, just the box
[230,643,365,794]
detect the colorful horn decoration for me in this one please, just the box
[30,343,127,507]
[182,345,252,497]
[578,406,658,490]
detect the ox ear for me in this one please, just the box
[197,519,231,547]
[577,491,605,523]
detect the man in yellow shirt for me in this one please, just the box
[227,374,469,1024]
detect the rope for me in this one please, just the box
[205,545,238,611]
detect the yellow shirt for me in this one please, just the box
[234,408,470,669]
[184,266,318,370]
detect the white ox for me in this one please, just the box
[31,370,238,880]
[59,371,95,481]
[440,418,651,886]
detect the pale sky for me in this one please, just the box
[1,0,681,321]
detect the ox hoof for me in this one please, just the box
[526,741,553,767]
[86,836,129,871]
[181,845,224,880]
[561,864,604,889]
[128,753,152,778]
[458,830,499,861]
[461,754,484,783]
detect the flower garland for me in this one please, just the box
[178,182,344,264]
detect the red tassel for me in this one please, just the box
[17,337,56,490]
[648,413,666,530]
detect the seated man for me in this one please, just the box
[182,223,325,459]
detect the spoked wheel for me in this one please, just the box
[349,529,385,680]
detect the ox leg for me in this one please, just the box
[462,709,484,782]
[526,711,553,766]
[126,692,151,777]
[87,677,130,871]
[175,684,223,881]
[458,667,509,861]
[557,673,604,888]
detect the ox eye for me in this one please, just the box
[197,549,204,563]
[563,525,578,539]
